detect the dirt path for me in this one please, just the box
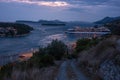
[70,60,89,80]
[55,61,68,80]
[55,60,89,80]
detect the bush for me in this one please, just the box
[47,39,67,60]
[0,40,67,79]
[39,54,54,67]
[75,38,91,53]
[30,40,67,68]
[27,53,54,68]
[0,63,13,79]
[75,38,100,53]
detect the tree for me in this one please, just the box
[30,40,67,68]
[47,39,67,60]
[75,38,91,53]
[75,38,100,53]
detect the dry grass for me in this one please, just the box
[11,66,58,80]
[2,60,63,80]
[78,36,118,66]
[77,36,120,80]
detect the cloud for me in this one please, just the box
[2,0,119,14]
[1,0,120,8]
[0,0,70,7]
[61,0,120,12]
[0,0,120,21]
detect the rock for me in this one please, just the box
[99,60,120,80]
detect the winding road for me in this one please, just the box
[55,60,89,80]
[55,61,68,80]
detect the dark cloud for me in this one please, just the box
[0,0,120,21]
[64,0,120,11]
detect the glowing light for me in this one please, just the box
[39,1,69,7]
[1,0,70,7]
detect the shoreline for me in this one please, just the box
[0,32,31,38]
[18,48,39,61]
[0,41,76,66]
[0,48,39,66]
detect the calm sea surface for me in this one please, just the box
[0,23,86,56]
[0,22,96,65]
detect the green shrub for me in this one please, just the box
[39,54,54,67]
[47,39,67,60]
[0,63,13,79]
[30,54,54,68]
[75,38,100,53]
[0,40,67,79]
[75,38,91,53]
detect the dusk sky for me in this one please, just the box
[0,0,120,22]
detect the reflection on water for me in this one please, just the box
[39,34,67,46]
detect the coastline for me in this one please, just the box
[0,32,31,38]
[18,48,39,61]
[0,42,75,66]
[0,48,38,66]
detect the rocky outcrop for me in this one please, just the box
[99,59,120,80]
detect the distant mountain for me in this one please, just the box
[38,20,66,26]
[16,20,95,27]
[94,16,120,24]
[16,20,66,26]
[38,20,65,23]
[16,20,38,23]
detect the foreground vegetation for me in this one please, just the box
[0,37,107,80]
[0,40,68,80]
[75,38,101,53]
[77,36,120,80]
[0,35,119,80]
[0,19,120,80]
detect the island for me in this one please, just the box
[39,20,66,26]
[16,20,66,26]
[0,22,33,37]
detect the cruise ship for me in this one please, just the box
[65,26,111,38]
[65,26,111,34]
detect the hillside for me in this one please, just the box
[77,36,120,80]
[16,20,95,27]
[38,20,66,26]
[16,20,37,23]
[94,16,120,24]
[105,20,120,35]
